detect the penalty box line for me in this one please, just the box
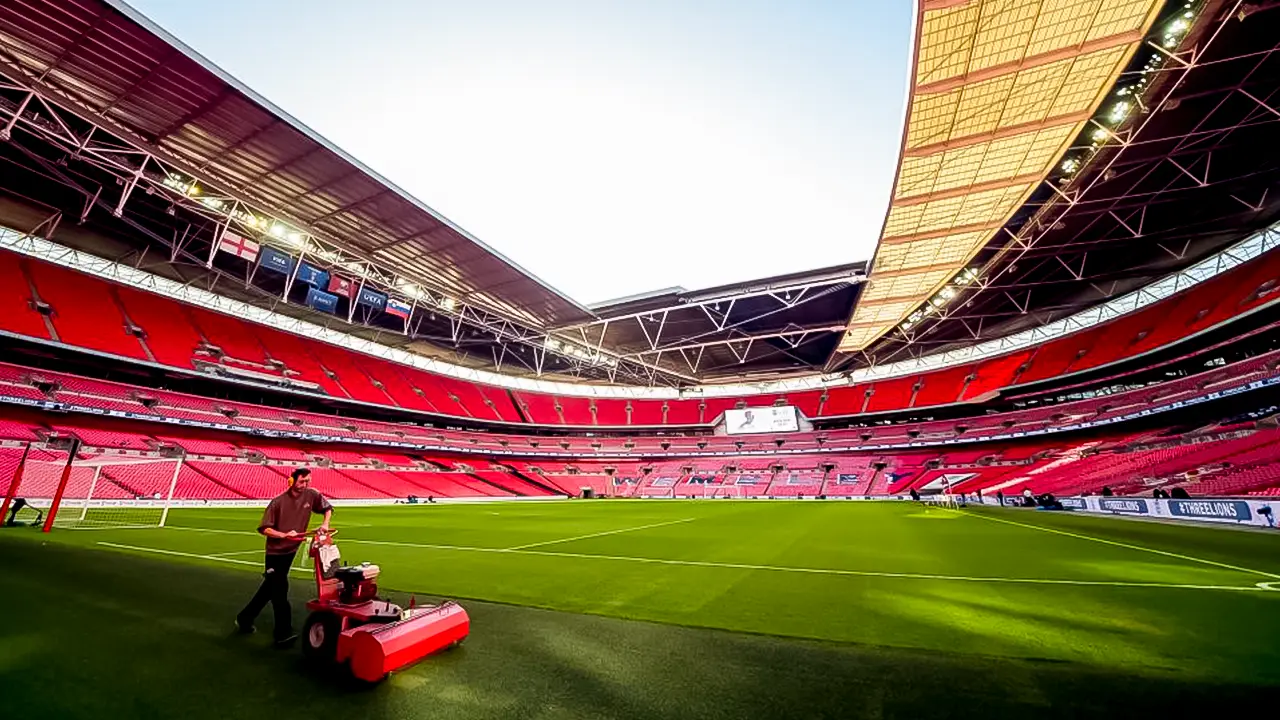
[951,508,1280,581]
[99,538,1274,594]
[503,517,699,551]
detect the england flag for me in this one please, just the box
[218,231,259,261]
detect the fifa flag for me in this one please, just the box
[295,261,329,287]
[218,231,259,261]
[327,275,354,298]
[356,286,387,312]
[385,298,411,319]
[259,246,295,275]
[305,287,339,313]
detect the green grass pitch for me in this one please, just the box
[3,499,1279,718]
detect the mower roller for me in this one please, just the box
[303,528,468,682]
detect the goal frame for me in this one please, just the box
[1,442,185,531]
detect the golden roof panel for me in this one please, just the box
[838,0,1161,354]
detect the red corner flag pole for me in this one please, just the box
[42,439,82,533]
[0,442,31,523]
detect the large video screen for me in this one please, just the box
[723,406,799,435]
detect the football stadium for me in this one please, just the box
[2,0,1280,717]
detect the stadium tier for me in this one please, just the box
[6,396,1280,501]
[4,245,1280,428]
[2,334,1280,463]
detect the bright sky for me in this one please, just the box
[127,0,913,306]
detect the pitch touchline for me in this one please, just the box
[503,517,698,551]
[951,509,1280,580]
[95,539,1269,593]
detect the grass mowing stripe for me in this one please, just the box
[96,542,308,574]
[313,537,1265,593]
[955,508,1280,580]
[503,517,699,550]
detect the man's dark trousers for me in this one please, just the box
[238,551,297,640]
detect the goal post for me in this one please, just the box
[1,446,186,531]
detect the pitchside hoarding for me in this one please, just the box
[1099,498,1149,514]
[1167,499,1252,522]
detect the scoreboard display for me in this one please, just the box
[723,406,799,435]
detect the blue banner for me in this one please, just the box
[1099,498,1148,514]
[259,246,295,275]
[295,261,329,287]
[306,287,339,313]
[1167,499,1252,521]
[1059,497,1087,509]
[356,286,387,311]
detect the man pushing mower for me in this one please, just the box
[237,467,332,646]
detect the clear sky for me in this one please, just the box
[126,0,913,306]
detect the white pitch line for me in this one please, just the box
[326,537,1268,593]
[208,549,264,557]
[165,526,259,536]
[96,542,309,574]
[953,509,1280,580]
[94,538,1267,593]
[503,517,699,551]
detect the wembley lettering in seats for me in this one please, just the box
[1167,499,1252,521]
[1099,498,1149,514]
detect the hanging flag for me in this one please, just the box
[305,287,339,313]
[295,261,329,287]
[356,286,387,311]
[328,275,354,298]
[385,298,411,319]
[259,246,295,275]
[218,231,259,261]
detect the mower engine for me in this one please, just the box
[303,528,469,682]
[335,564,380,604]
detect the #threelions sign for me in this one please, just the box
[723,407,800,436]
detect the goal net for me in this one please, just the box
[2,445,183,530]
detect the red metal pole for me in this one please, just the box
[42,439,81,533]
[0,442,31,524]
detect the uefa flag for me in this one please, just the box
[218,231,259,261]
[356,286,387,312]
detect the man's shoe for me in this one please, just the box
[235,620,255,635]
[274,633,298,648]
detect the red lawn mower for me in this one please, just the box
[303,528,469,682]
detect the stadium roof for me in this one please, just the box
[838,0,1164,353]
[845,0,1280,369]
[0,0,592,329]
